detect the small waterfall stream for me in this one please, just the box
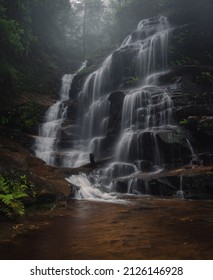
[34,62,87,165]
[176,175,184,199]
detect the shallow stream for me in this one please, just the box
[0,197,213,260]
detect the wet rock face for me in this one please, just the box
[143,174,213,199]
[102,91,125,156]
[159,65,213,155]
[186,116,213,138]
[70,72,88,100]
[108,91,125,104]
[102,63,213,167]
[197,153,213,166]
[156,130,191,165]
[115,167,213,199]
[197,117,213,136]
[110,48,139,89]
[103,89,191,167]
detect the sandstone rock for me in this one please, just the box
[0,134,72,203]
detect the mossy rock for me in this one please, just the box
[198,117,213,136]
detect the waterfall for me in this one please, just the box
[186,138,197,159]
[66,16,175,200]
[36,16,190,201]
[62,16,173,169]
[59,54,113,167]
[66,173,127,204]
[34,62,87,165]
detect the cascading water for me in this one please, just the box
[66,16,178,200]
[63,16,172,168]
[34,62,87,165]
[59,54,113,168]
[36,16,191,201]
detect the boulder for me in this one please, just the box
[108,91,125,104]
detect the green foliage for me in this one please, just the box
[131,76,139,83]
[123,76,139,87]
[0,175,35,218]
[179,119,188,126]
[0,18,25,53]
[0,0,77,95]
[200,122,213,129]
[121,76,140,88]
[17,103,42,129]
[0,0,35,55]
[78,65,95,76]
[0,103,42,132]
[0,116,9,125]
[0,59,18,84]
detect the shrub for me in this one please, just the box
[179,119,188,126]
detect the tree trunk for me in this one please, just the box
[82,1,87,59]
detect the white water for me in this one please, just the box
[186,138,197,159]
[176,175,184,199]
[34,62,87,165]
[66,173,127,204]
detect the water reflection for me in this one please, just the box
[0,199,213,260]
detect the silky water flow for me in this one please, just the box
[35,17,192,201]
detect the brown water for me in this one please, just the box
[0,197,213,260]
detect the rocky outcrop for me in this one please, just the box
[110,47,139,89]
[158,65,213,156]
[0,131,72,203]
[115,166,213,199]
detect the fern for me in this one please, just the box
[0,175,34,218]
[0,177,9,194]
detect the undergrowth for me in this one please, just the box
[0,174,35,219]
